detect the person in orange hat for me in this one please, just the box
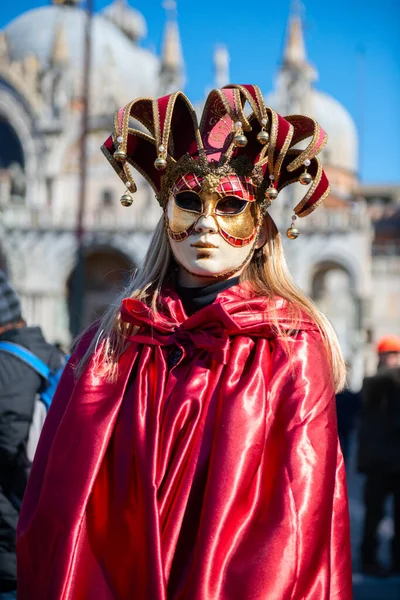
[376,335,400,369]
[357,334,400,576]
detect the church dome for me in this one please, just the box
[311,90,358,174]
[101,0,147,43]
[3,4,159,110]
[266,88,358,175]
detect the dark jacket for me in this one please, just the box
[0,326,63,590]
[336,388,361,439]
[357,366,400,474]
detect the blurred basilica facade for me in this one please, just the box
[0,0,399,387]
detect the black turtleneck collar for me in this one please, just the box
[176,277,240,316]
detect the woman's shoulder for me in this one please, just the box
[221,283,320,334]
[223,282,343,392]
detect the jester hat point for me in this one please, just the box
[101,84,330,224]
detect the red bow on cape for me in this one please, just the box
[17,285,352,600]
[120,298,239,364]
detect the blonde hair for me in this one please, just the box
[78,214,346,392]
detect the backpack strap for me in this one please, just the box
[0,341,51,381]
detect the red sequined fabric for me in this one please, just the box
[172,172,257,201]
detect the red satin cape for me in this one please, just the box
[17,284,352,599]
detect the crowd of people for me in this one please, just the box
[355,336,400,577]
[335,335,400,579]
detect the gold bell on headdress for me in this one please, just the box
[233,121,247,148]
[114,147,127,162]
[299,171,312,186]
[120,192,133,207]
[265,186,278,201]
[154,156,167,170]
[234,133,248,148]
[257,130,269,145]
[286,225,299,239]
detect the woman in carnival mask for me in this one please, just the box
[17,85,352,599]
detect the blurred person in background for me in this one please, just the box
[335,363,361,466]
[357,335,400,577]
[0,271,63,599]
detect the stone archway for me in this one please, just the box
[0,115,26,204]
[0,88,38,207]
[311,261,357,362]
[0,115,24,168]
[67,247,134,334]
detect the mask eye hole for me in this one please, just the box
[216,196,248,215]
[174,191,202,213]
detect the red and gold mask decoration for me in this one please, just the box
[167,172,259,247]
[102,84,330,244]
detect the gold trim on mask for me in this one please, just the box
[167,188,259,247]
[202,173,223,195]
[172,226,261,279]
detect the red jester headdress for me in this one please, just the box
[101,84,330,226]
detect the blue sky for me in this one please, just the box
[1,0,399,184]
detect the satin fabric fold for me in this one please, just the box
[17,284,352,599]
